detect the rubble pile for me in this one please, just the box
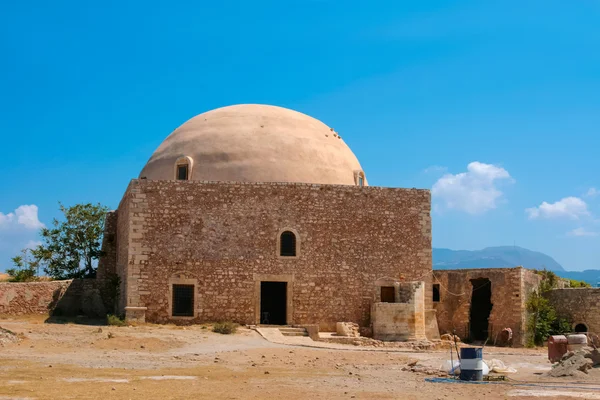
[402,360,444,376]
[0,326,21,347]
[440,333,461,343]
[549,347,600,378]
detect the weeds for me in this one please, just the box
[107,314,126,327]
[212,321,238,334]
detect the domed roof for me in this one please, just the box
[139,104,367,186]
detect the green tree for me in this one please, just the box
[6,248,39,282]
[526,269,571,347]
[33,203,109,280]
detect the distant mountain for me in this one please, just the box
[433,246,565,271]
[554,270,600,286]
[433,246,600,286]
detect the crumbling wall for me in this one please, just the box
[115,187,133,314]
[371,281,426,341]
[433,267,541,346]
[97,210,118,280]
[117,179,432,330]
[0,279,103,317]
[546,288,600,335]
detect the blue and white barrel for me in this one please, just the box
[460,347,483,381]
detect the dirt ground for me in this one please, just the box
[0,315,599,400]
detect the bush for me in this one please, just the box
[569,279,591,288]
[212,322,238,334]
[526,269,572,347]
[107,314,126,327]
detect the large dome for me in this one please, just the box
[139,104,367,186]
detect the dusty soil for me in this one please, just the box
[0,315,599,400]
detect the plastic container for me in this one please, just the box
[567,334,588,352]
[548,335,568,363]
[460,347,483,381]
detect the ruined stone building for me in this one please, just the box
[432,267,542,346]
[433,267,600,346]
[97,104,433,332]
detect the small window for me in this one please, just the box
[380,286,395,303]
[172,284,194,317]
[433,284,441,302]
[280,231,296,257]
[358,175,364,187]
[177,164,189,180]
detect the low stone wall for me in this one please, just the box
[371,281,426,341]
[0,279,105,317]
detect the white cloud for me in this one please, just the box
[0,205,44,271]
[432,161,513,214]
[567,227,598,237]
[526,197,590,220]
[586,187,599,198]
[423,165,448,174]
[0,205,44,230]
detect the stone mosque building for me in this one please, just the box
[97,104,433,337]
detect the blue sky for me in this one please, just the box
[1,0,599,271]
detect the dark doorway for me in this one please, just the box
[469,278,493,341]
[380,286,395,303]
[433,284,441,302]
[575,323,588,333]
[260,282,287,325]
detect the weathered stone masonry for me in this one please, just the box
[547,288,600,335]
[433,267,542,346]
[100,179,432,330]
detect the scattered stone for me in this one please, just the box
[0,327,21,347]
[440,334,461,343]
[336,322,360,338]
[549,347,599,377]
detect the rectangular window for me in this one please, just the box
[433,284,441,302]
[177,164,189,180]
[358,176,364,187]
[380,286,395,303]
[172,284,194,317]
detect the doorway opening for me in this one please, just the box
[380,286,395,303]
[574,323,588,333]
[260,281,287,325]
[469,278,492,341]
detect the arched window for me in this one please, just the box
[174,156,193,181]
[354,170,366,187]
[280,231,297,257]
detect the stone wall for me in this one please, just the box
[433,267,542,346]
[547,288,600,334]
[0,279,103,317]
[117,179,432,330]
[372,281,426,341]
[97,210,118,280]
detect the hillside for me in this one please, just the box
[433,246,564,271]
[433,246,599,285]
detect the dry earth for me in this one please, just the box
[0,315,599,400]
